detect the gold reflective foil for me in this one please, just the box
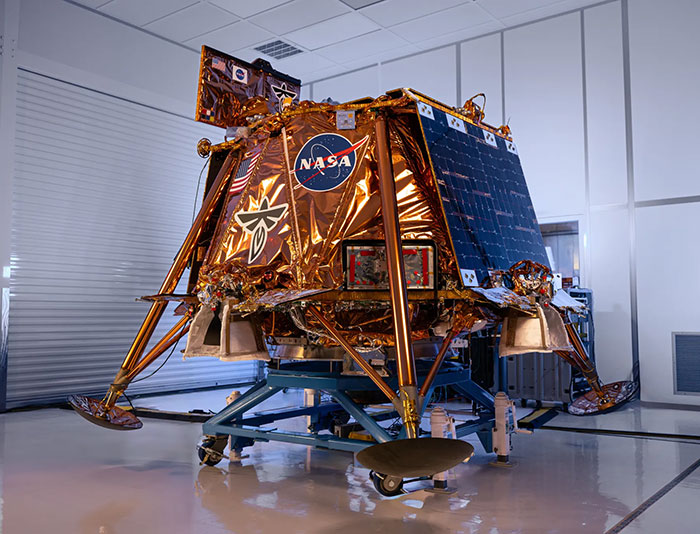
[200,102,455,295]
[195,46,301,128]
[194,92,518,347]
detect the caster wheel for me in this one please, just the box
[197,437,227,466]
[370,471,404,497]
[520,399,527,408]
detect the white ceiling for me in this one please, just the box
[70,0,607,83]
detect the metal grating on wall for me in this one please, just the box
[673,332,700,395]
[7,69,257,408]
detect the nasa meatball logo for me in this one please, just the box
[293,133,369,192]
[233,67,248,83]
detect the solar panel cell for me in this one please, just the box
[416,103,549,284]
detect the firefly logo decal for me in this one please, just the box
[234,196,289,264]
[293,133,369,192]
[271,82,297,102]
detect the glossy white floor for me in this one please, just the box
[1,388,699,534]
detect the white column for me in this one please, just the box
[0,0,20,411]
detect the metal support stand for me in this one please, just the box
[426,406,458,494]
[201,361,496,459]
[489,391,532,468]
[498,351,508,393]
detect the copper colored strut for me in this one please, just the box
[101,152,238,409]
[375,113,420,438]
[124,317,191,382]
[419,307,475,399]
[307,305,397,402]
[419,327,459,400]
[555,318,613,409]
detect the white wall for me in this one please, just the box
[311,46,458,107]
[460,33,503,125]
[0,0,230,408]
[584,1,627,208]
[382,47,457,106]
[1,0,210,303]
[636,204,700,403]
[504,13,586,220]
[629,0,700,404]
[588,209,632,382]
[583,1,633,384]
[0,0,21,409]
[16,0,200,117]
[306,0,700,406]
[629,0,700,203]
[314,66,379,104]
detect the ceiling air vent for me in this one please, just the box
[673,332,700,395]
[254,40,303,60]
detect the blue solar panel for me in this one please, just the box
[416,102,549,283]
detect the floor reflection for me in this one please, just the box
[0,397,698,534]
[193,432,634,534]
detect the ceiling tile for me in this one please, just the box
[360,0,466,27]
[227,47,262,63]
[273,51,337,78]
[249,0,350,35]
[341,44,421,69]
[285,12,380,50]
[305,65,349,83]
[316,29,409,63]
[228,48,336,81]
[143,3,238,42]
[339,0,386,9]
[488,0,602,26]
[391,3,494,43]
[209,0,293,18]
[411,20,503,50]
[185,21,274,52]
[99,0,197,27]
[72,0,114,9]
[476,0,567,19]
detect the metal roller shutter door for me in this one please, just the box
[7,69,257,408]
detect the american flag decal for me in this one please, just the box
[212,57,226,71]
[229,147,262,195]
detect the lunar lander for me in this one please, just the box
[69,46,636,495]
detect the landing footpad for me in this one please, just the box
[568,381,637,416]
[357,437,474,477]
[68,394,143,430]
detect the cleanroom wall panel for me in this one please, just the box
[6,71,257,408]
[588,209,633,382]
[381,47,457,107]
[636,203,700,405]
[503,13,586,219]
[584,1,628,208]
[18,0,199,116]
[629,0,700,202]
[460,33,503,125]
[313,66,379,103]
